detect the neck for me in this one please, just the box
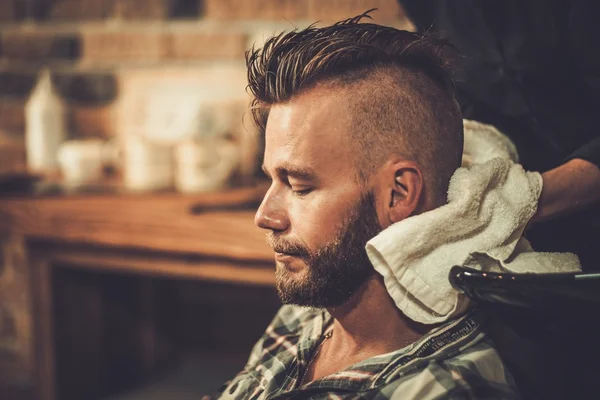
[326,274,434,357]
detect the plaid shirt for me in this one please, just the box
[216,305,520,399]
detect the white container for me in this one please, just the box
[175,137,240,193]
[57,139,106,187]
[123,136,174,192]
[25,70,67,173]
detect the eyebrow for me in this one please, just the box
[261,162,318,181]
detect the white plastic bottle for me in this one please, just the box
[25,69,67,174]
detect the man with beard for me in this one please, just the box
[215,14,519,400]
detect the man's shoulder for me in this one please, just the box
[246,305,325,360]
[242,305,325,374]
[379,337,520,400]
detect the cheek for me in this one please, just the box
[287,195,350,251]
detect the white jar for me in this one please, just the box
[57,139,106,187]
[175,137,240,193]
[123,136,174,192]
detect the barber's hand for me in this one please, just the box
[531,158,600,223]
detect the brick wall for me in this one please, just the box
[0,0,411,144]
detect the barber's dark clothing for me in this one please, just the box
[399,0,600,269]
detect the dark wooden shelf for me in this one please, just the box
[0,183,272,262]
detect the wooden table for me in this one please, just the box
[0,185,274,400]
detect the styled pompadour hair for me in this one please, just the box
[245,11,464,204]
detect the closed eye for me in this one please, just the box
[292,188,312,197]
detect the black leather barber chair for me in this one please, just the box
[450,266,600,400]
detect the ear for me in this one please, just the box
[388,161,424,224]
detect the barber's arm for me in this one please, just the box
[532,156,600,223]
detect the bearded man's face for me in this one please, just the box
[268,191,381,307]
[255,88,386,308]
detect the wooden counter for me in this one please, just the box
[0,184,275,400]
[0,183,272,263]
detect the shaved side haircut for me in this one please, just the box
[246,12,464,204]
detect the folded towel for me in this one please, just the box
[462,119,519,167]
[365,122,581,325]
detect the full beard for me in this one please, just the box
[268,191,382,308]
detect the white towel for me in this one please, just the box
[365,121,581,325]
[461,119,519,166]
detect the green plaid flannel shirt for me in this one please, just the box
[217,305,520,399]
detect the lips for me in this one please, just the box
[274,252,298,260]
[274,252,306,272]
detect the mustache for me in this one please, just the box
[266,233,311,258]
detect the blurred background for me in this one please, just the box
[0,1,412,400]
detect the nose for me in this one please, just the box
[254,187,288,232]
